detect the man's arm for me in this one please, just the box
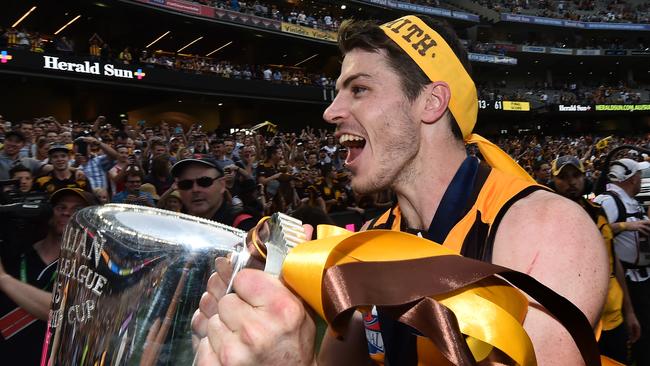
[0,261,51,321]
[492,190,609,366]
[614,256,641,343]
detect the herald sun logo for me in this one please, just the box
[0,50,13,64]
[43,56,145,80]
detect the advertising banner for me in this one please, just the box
[595,104,650,111]
[501,13,650,31]
[604,49,628,56]
[522,46,546,53]
[502,101,530,111]
[575,49,602,56]
[360,0,479,22]
[557,104,593,112]
[214,8,281,30]
[280,23,337,42]
[468,53,518,65]
[549,47,573,55]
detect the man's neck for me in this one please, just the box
[33,233,62,265]
[53,169,72,180]
[393,137,467,231]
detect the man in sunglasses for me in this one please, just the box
[171,157,258,231]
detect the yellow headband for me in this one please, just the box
[380,15,477,139]
[380,16,534,182]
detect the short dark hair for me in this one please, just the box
[337,16,468,140]
[9,164,31,177]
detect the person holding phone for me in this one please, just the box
[111,165,154,206]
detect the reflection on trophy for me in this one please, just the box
[41,204,304,366]
[41,204,252,365]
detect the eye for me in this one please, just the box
[351,86,367,96]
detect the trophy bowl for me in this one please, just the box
[41,204,246,366]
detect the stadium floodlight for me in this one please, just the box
[12,6,37,28]
[146,31,171,49]
[205,41,233,57]
[54,14,81,35]
[295,54,318,66]
[177,36,203,53]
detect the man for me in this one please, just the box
[0,131,44,180]
[108,145,130,195]
[171,157,257,231]
[594,158,650,365]
[111,166,154,206]
[16,121,34,158]
[0,188,95,365]
[75,136,119,190]
[223,137,241,163]
[194,16,608,365]
[35,145,92,194]
[256,146,284,186]
[210,139,235,170]
[533,160,551,186]
[9,164,34,193]
[552,155,640,363]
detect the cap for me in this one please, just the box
[140,183,160,200]
[50,188,98,206]
[608,158,650,182]
[171,157,223,178]
[48,144,71,155]
[551,156,585,176]
[5,130,26,142]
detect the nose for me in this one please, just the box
[323,92,348,126]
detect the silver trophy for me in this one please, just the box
[41,204,304,366]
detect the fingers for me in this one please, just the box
[303,224,314,241]
[195,337,221,366]
[215,257,234,288]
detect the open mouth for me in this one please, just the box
[339,133,366,165]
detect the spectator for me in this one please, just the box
[552,156,640,363]
[118,47,133,64]
[0,131,44,180]
[0,188,95,366]
[112,166,154,206]
[8,164,35,193]
[157,189,183,212]
[108,145,130,195]
[171,157,258,230]
[256,145,283,186]
[594,158,650,365]
[93,187,109,204]
[144,154,174,196]
[75,134,119,190]
[34,145,92,194]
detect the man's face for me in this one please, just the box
[50,151,70,171]
[323,48,419,194]
[145,129,154,140]
[33,126,43,138]
[241,147,255,162]
[537,164,551,181]
[52,194,86,235]
[272,148,283,162]
[552,165,585,201]
[125,175,142,194]
[19,123,33,138]
[176,164,224,218]
[60,132,73,144]
[153,145,167,157]
[224,141,234,154]
[211,143,224,156]
[46,132,59,144]
[117,147,129,163]
[307,154,318,166]
[12,171,33,193]
[3,136,24,156]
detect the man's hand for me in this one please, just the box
[194,269,316,366]
[625,309,641,344]
[623,220,650,235]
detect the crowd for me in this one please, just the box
[481,0,650,23]
[1,112,650,363]
[478,80,649,106]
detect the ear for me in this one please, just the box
[421,82,451,125]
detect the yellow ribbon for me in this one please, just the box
[282,226,535,365]
[379,16,534,183]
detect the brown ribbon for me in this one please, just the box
[322,255,601,365]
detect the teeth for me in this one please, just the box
[339,134,365,144]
